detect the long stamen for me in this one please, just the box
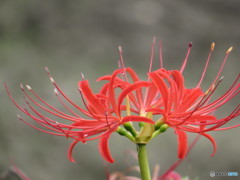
[198,76,224,107]
[118,46,129,82]
[118,60,126,82]
[144,36,157,109]
[81,73,85,80]
[148,37,156,74]
[54,88,82,118]
[118,46,125,69]
[198,105,240,133]
[45,68,92,116]
[196,85,239,114]
[195,76,239,113]
[23,100,73,133]
[23,84,81,121]
[20,98,69,136]
[196,42,215,88]
[144,37,156,107]
[191,76,225,112]
[159,40,163,68]
[24,100,98,135]
[55,121,71,137]
[211,46,233,86]
[5,83,30,114]
[172,76,224,126]
[180,42,192,73]
[177,103,239,133]
[17,114,66,136]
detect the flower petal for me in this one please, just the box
[149,72,170,112]
[99,133,114,163]
[118,81,151,116]
[107,69,128,116]
[201,133,217,157]
[175,129,188,159]
[79,80,106,114]
[67,140,79,163]
[122,115,154,124]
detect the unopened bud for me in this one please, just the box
[151,124,169,139]
[159,124,169,133]
[117,127,127,136]
[123,122,137,137]
[117,127,135,142]
[155,118,165,130]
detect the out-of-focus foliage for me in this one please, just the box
[0,0,239,180]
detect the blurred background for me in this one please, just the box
[0,0,239,179]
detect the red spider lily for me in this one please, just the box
[102,41,239,160]
[148,43,239,159]
[5,67,154,163]
[6,40,239,165]
[106,41,239,159]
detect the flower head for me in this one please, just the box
[5,67,154,163]
[147,43,239,159]
[6,40,239,164]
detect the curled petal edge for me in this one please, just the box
[175,129,188,159]
[201,133,217,157]
[99,133,114,163]
[68,140,79,163]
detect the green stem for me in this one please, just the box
[137,144,151,180]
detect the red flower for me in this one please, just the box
[5,67,154,163]
[6,40,239,164]
[148,43,239,159]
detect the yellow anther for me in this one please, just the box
[205,89,210,95]
[211,42,215,51]
[226,46,233,54]
[205,85,214,95]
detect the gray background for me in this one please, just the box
[0,0,239,179]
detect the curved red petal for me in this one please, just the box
[171,70,184,92]
[125,67,140,82]
[122,115,154,124]
[108,69,127,116]
[175,129,188,159]
[201,133,217,157]
[125,68,144,108]
[118,81,151,115]
[79,80,106,114]
[149,72,170,112]
[99,133,114,163]
[67,140,79,163]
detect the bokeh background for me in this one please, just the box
[0,0,239,179]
